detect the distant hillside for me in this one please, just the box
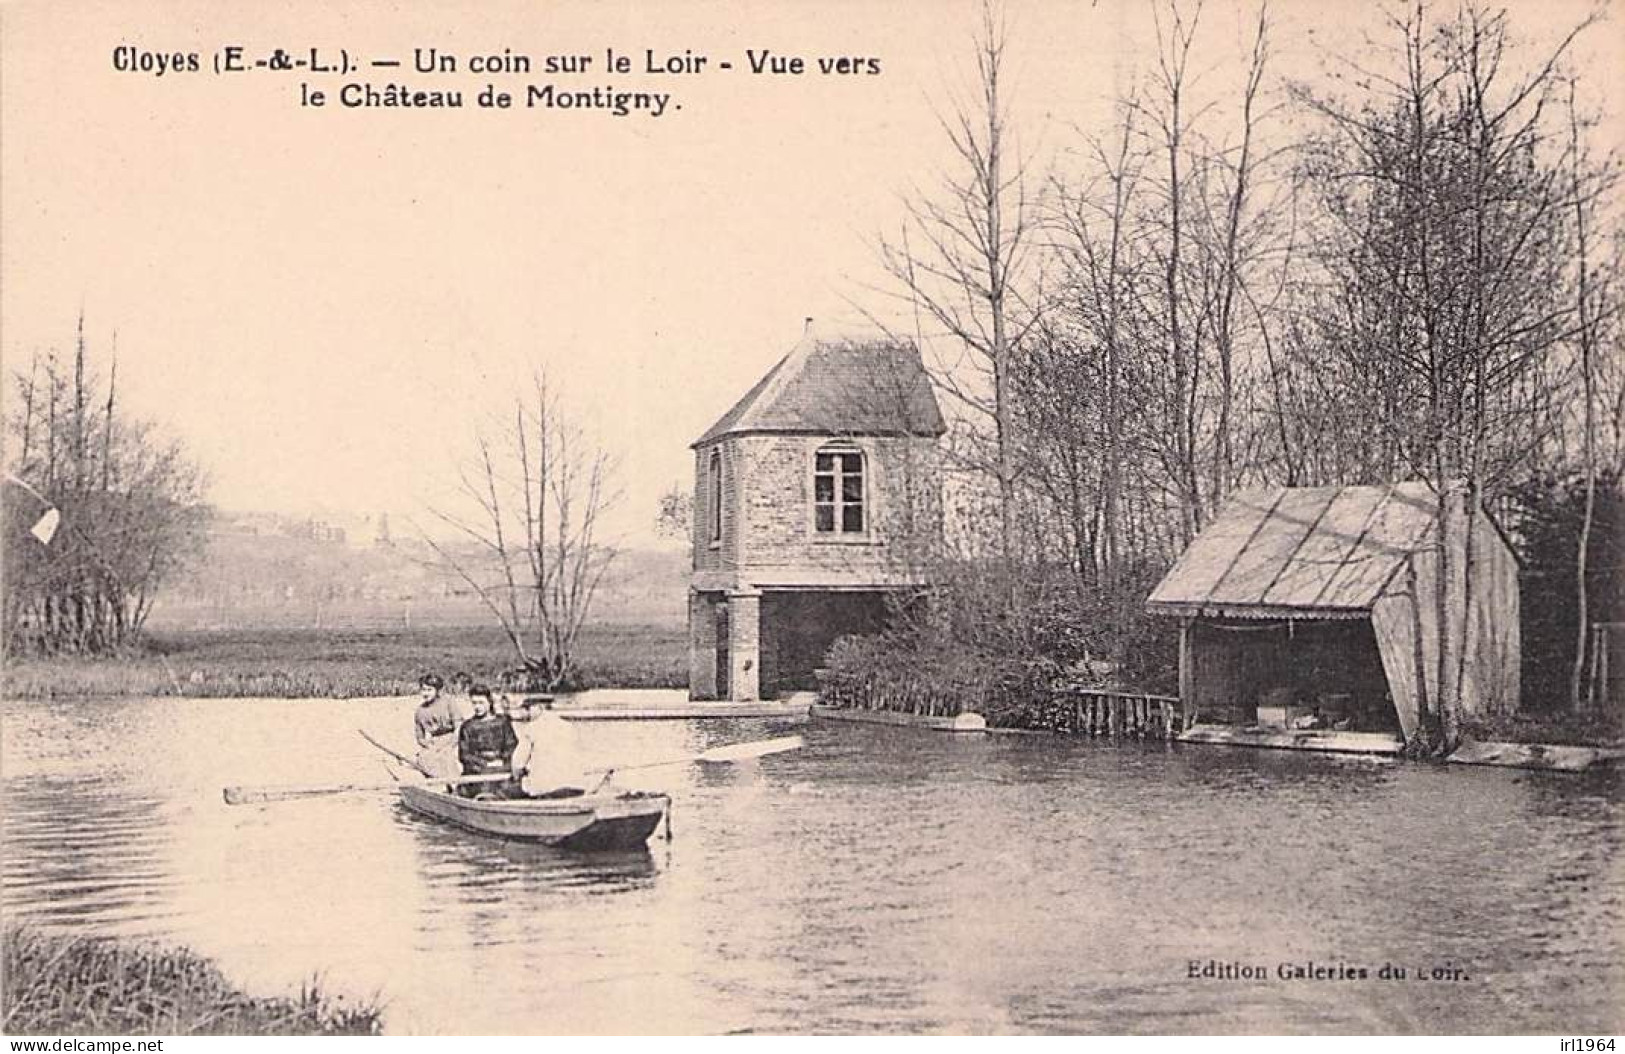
[149,510,687,631]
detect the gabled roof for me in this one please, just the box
[1146,481,1459,617]
[693,329,947,447]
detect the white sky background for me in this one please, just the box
[4,0,1621,547]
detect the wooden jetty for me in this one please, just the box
[1446,740,1625,773]
[1179,725,1404,755]
[810,705,987,732]
[1049,688,1184,739]
[519,689,811,721]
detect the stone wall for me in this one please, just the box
[688,430,939,701]
[691,444,740,573]
[688,590,719,699]
[730,433,937,574]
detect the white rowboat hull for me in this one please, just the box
[398,784,668,850]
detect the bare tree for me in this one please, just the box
[3,319,210,654]
[421,371,619,689]
[1039,95,1148,590]
[1031,0,1287,573]
[1144,0,1206,542]
[1292,3,1597,749]
[654,484,692,542]
[879,0,1039,598]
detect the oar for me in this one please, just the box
[357,728,427,775]
[224,780,407,805]
[230,736,806,804]
[587,735,804,779]
[224,771,515,806]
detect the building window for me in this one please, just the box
[709,450,723,544]
[814,447,865,534]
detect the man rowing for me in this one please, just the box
[519,697,587,798]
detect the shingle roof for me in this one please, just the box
[693,330,947,447]
[1146,481,1449,616]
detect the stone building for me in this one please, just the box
[688,326,946,701]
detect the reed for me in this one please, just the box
[2,623,688,700]
[1,925,382,1036]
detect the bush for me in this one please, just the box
[2,925,382,1036]
[1506,470,1623,710]
[818,558,1178,726]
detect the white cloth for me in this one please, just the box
[415,736,461,779]
[519,710,588,794]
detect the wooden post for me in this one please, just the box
[1599,620,1612,711]
[1601,625,1609,710]
[1179,619,1196,731]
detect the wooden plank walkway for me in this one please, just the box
[523,689,812,722]
[810,704,987,732]
[1179,725,1404,755]
[1446,740,1625,773]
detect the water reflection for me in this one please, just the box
[1,696,1620,1034]
[399,805,661,894]
[2,775,176,933]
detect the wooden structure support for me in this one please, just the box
[1051,688,1183,739]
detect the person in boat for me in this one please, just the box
[412,673,462,779]
[518,697,588,799]
[446,670,477,721]
[457,684,528,798]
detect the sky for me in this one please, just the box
[4,0,1621,547]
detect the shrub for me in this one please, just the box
[818,558,1178,725]
[2,925,383,1036]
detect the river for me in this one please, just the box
[2,696,1620,1034]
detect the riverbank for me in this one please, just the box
[1463,706,1625,749]
[1,624,687,699]
[2,926,381,1035]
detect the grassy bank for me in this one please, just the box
[2,925,381,1035]
[1463,705,1625,748]
[2,623,688,699]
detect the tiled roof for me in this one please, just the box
[693,330,947,446]
[1146,482,1452,616]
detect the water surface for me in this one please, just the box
[2,696,1620,1033]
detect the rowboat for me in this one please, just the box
[224,734,801,852]
[396,781,669,851]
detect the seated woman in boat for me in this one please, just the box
[457,685,527,798]
[412,673,462,778]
